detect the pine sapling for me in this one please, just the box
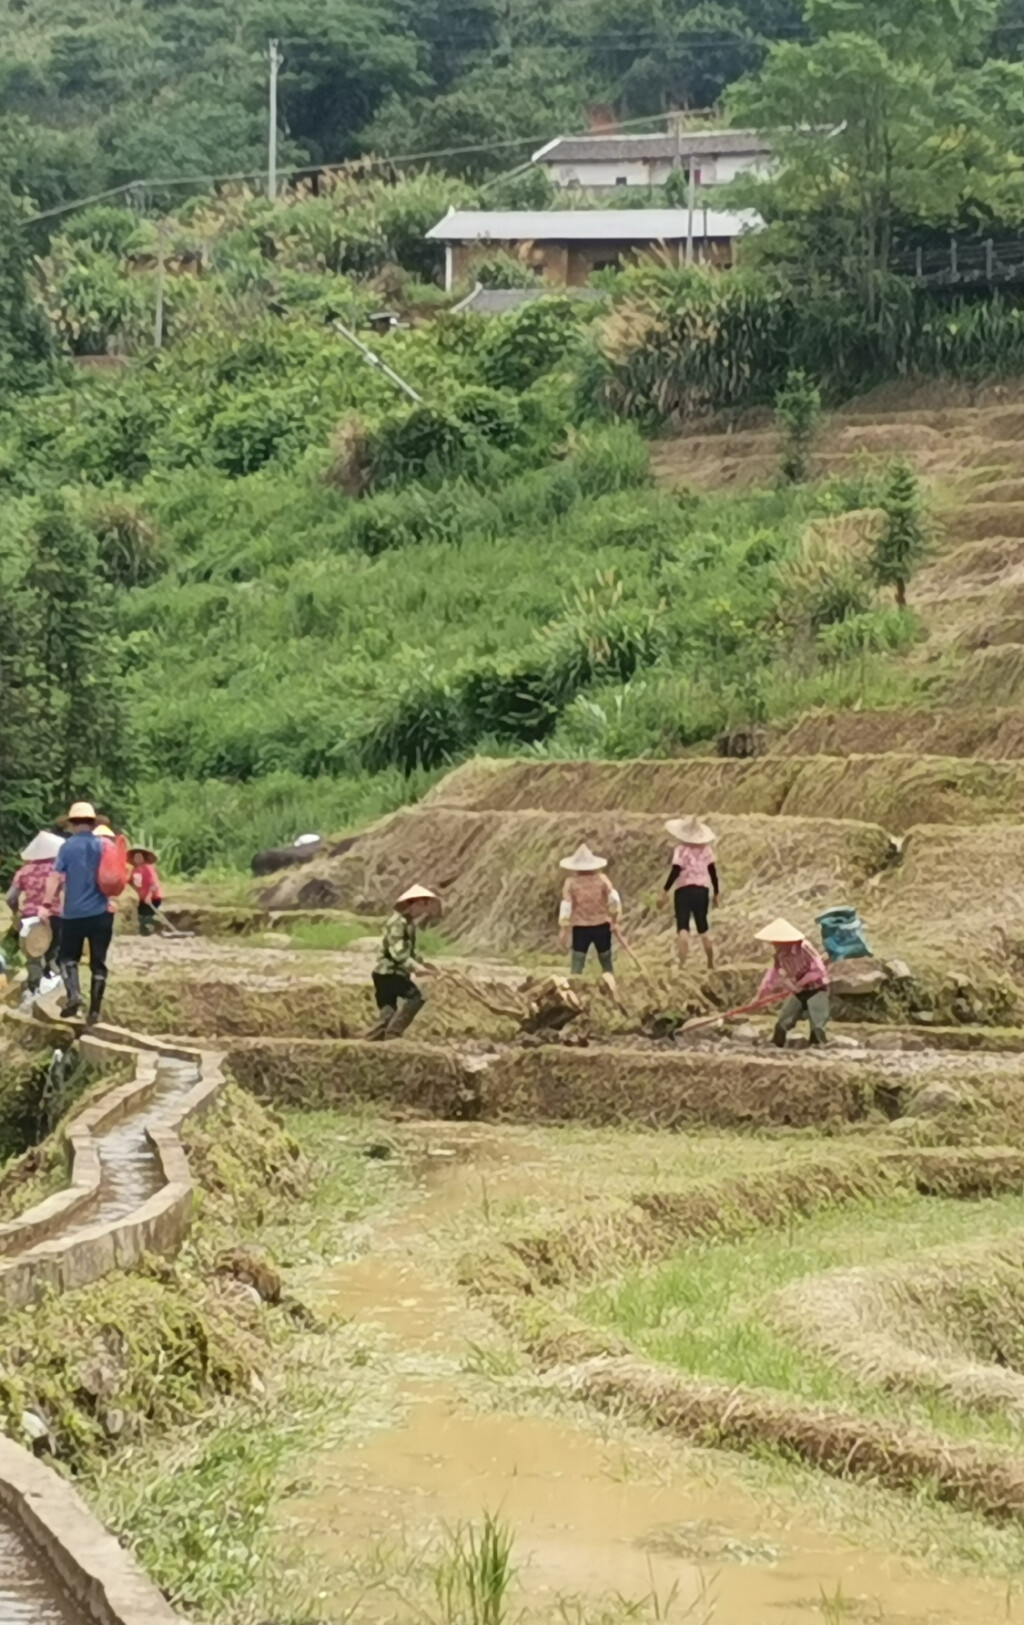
[774,369,822,484]
[873,459,929,608]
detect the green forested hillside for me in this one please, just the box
[6,0,1024,873]
[1,0,809,208]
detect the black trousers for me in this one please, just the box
[372,971,422,1010]
[60,913,114,973]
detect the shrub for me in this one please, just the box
[343,484,473,556]
[451,386,523,450]
[88,499,165,587]
[367,404,480,489]
[872,459,930,608]
[474,253,540,290]
[207,388,308,476]
[817,607,921,664]
[774,368,822,484]
[567,422,650,498]
[361,670,468,773]
[458,657,562,744]
[480,297,587,392]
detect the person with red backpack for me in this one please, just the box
[42,801,128,1024]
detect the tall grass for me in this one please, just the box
[432,1512,518,1625]
[593,266,1024,424]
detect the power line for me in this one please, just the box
[22,109,715,225]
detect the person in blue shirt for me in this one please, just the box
[42,800,112,1024]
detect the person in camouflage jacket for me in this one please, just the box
[366,883,439,1040]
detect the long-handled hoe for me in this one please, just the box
[677,992,786,1040]
[151,905,195,940]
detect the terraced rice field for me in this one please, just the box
[14,384,1024,1623]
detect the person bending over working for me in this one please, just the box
[366,884,438,1041]
[755,917,830,1048]
[558,843,624,1011]
[42,801,111,1025]
[128,845,163,935]
[7,831,63,999]
[663,816,719,970]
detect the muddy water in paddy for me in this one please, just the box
[278,1129,1006,1625]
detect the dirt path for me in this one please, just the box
[275,1124,1009,1625]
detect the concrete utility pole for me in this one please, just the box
[267,39,283,200]
[332,321,423,402]
[686,162,695,266]
[154,221,166,349]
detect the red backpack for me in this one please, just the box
[98,833,130,898]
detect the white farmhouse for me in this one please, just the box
[532,130,774,195]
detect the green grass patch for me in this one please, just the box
[575,1188,1024,1451]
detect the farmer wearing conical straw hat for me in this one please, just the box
[755,917,831,1048]
[558,843,624,1010]
[42,800,113,1024]
[662,816,720,971]
[6,831,64,1002]
[127,844,163,936]
[366,883,439,1041]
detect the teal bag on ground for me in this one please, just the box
[816,907,870,961]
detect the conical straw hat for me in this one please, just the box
[559,843,608,872]
[19,832,63,863]
[665,816,716,846]
[755,917,805,944]
[93,824,115,839]
[126,843,158,863]
[396,884,438,904]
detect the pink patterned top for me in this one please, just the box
[758,941,830,1000]
[11,860,61,917]
[669,843,717,889]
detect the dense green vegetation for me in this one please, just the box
[4,0,1024,872]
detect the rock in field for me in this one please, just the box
[903,1080,978,1118]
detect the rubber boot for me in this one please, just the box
[809,1026,827,1047]
[26,960,43,995]
[384,994,425,1040]
[772,1023,787,1049]
[86,969,108,1027]
[59,962,82,1020]
[365,1005,396,1041]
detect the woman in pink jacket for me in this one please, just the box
[755,917,830,1048]
[6,831,63,997]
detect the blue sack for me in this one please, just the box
[816,906,870,961]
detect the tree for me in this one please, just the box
[729,0,1024,312]
[774,367,821,482]
[24,493,135,815]
[584,0,804,116]
[0,169,53,399]
[0,570,49,871]
[872,458,928,607]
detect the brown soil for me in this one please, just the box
[258,805,891,957]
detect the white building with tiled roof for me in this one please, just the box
[532,130,774,194]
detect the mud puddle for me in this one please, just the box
[0,1517,88,1624]
[277,1127,1007,1624]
